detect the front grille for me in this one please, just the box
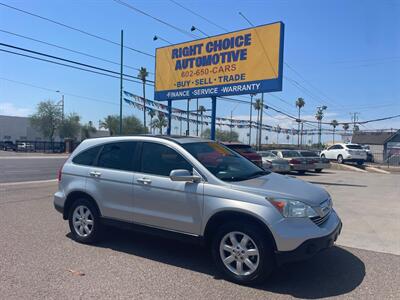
[310,210,331,226]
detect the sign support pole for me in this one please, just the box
[119,30,124,135]
[211,96,217,140]
[167,99,172,135]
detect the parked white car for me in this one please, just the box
[320,143,367,165]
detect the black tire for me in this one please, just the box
[321,154,326,158]
[337,155,344,164]
[315,169,322,173]
[68,198,103,244]
[211,222,275,285]
[357,160,364,166]
[298,170,306,175]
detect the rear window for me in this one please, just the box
[97,142,138,171]
[281,150,301,158]
[346,145,362,150]
[300,151,318,157]
[72,145,102,166]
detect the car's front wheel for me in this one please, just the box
[211,223,275,284]
[68,198,102,244]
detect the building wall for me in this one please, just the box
[0,115,45,142]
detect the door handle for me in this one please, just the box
[89,171,101,178]
[137,177,152,184]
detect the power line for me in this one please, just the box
[0,42,155,84]
[0,48,153,86]
[0,29,153,74]
[0,2,154,57]
[113,0,199,39]
[169,0,229,32]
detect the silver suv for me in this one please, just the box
[54,136,342,284]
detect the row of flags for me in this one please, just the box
[123,91,343,135]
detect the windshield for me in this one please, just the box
[259,151,277,158]
[281,150,301,158]
[182,142,268,182]
[299,151,318,157]
[346,145,362,149]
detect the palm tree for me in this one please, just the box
[148,109,156,134]
[253,98,262,148]
[330,119,339,143]
[295,97,305,146]
[137,67,149,130]
[198,105,206,136]
[150,112,168,134]
[100,115,118,136]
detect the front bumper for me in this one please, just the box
[275,220,342,265]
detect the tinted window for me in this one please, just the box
[346,144,362,149]
[72,145,102,166]
[97,142,137,171]
[281,150,301,158]
[141,142,192,176]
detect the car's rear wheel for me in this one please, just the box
[68,198,102,244]
[357,160,364,166]
[211,223,275,284]
[315,169,322,173]
[298,170,306,175]
[337,155,344,164]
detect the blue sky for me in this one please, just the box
[1,0,399,143]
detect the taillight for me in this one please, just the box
[290,159,301,164]
[58,166,62,181]
[58,159,68,181]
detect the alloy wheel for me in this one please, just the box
[72,205,94,237]
[219,231,260,276]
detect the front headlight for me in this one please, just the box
[267,198,318,218]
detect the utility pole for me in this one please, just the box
[350,112,360,133]
[56,91,64,122]
[316,106,327,149]
[119,30,124,135]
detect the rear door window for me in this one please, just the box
[72,145,102,166]
[97,142,138,171]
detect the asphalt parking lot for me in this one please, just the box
[0,156,399,299]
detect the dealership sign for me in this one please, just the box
[154,22,284,101]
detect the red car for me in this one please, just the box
[223,143,263,167]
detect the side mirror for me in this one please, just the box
[169,169,201,183]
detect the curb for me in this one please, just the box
[330,163,367,173]
[365,166,390,174]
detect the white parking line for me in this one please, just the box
[0,179,57,186]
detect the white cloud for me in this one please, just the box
[0,102,32,117]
